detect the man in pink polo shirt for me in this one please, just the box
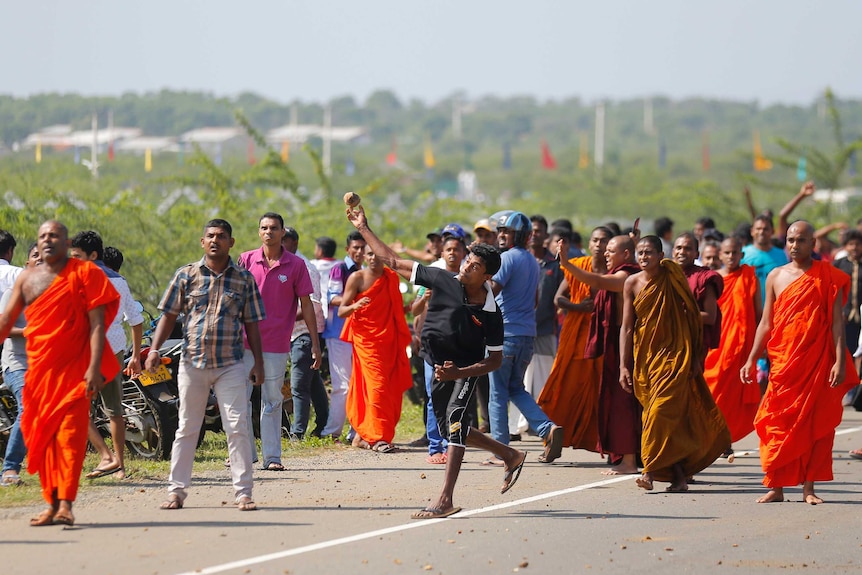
[238,212,321,470]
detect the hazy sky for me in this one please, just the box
[2,0,861,106]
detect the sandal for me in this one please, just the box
[237,496,257,511]
[0,473,22,487]
[160,494,184,510]
[372,442,397,453]
[29,508,56,527]
[264,462,286,471]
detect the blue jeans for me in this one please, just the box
[290,334,329,437]
[1,369,26,474]
[488,336,553,445]
[243,350,289,467]
[424,362,447,454]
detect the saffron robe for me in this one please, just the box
[22,258,120,503]
[755,260,858,488]
[704,265,761,442]
[343,268,413,444]
[683,265,724,352]
[538,256,602,450]
[633,260,730,481]
[586,262,642,457]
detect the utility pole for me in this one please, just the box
[323,103,332,175]
[452,96,462,140]
[595,102,605,171]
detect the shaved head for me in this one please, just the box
[612,235,635,254]
[787,220,815,237]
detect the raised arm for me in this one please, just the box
[347,206,419,279]
[778,181,815,239]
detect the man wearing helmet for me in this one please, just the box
[486,211,563,465]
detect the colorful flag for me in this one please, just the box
[386,137,397,165]
[423,138,435,169]
[35,139,41,164]
[281,141,289,163]
[502,142,512,170]
[702,131,710,172]
[541,140,557,170]
[144,148,152,172]
[849,150,857,177]
[753,131,773,171]
[797,157,807,181]
[247,139,256,165]
[108,140,114,162]
[215,143,222,166]
[177,141,184,166]
[73,145,80,164]
[578,133,589,169]
[345,156,355,176]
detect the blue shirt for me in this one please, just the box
[492,246,540,337]
[741,244,788,300]
[321,255,361,339]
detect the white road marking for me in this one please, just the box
[176,423,862,575]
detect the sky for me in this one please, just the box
[2,0,861,106]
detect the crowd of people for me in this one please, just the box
[1,179,861,525]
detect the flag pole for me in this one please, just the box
[595,102,605,171]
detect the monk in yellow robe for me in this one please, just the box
[340,245,412,451]
[621,236,730,492]
[0,221,119,526]
[742,221,857,504]
[538,227,611,452]
[704,238,762,445]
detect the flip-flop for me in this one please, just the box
[426,453,447,464]
[237,496,257,511]
[160,495,183,510]
[849,450,862,460]
[264,462,286,471]
[500,452,527,494]
[373,442,397,453]
[411,506,462,520]
[481,457,505,466]
[53,509,75,526]
[85,465,122,479]
[29,508,56,527]
[539,425,563,464]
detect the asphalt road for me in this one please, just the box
[2,409,862,575]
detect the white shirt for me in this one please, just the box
[0,260,22,295]
[107,275,145,355]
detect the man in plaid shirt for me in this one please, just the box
[145,219,265,512]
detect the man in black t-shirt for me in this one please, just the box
[346,206,528,520]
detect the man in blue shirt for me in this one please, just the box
[742,214,788,300]
[488,211,563,464]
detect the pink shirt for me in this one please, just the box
[238,247,313,353]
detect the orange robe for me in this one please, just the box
[633,260,730,482]
[343,268,413,444]
[22,258,120,503]
[755,260,858,488]
[538,256,602,450]
[704,265,761,442]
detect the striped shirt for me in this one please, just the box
[158,257,266,369]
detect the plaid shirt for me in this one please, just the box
[158,257,266,368]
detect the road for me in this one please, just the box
[2,409,862,575]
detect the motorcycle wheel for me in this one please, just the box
[124,381,173,460]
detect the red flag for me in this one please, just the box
[541,140,557,170]
[247,139,256,165]
[108,140,115,162]
[386,137,397,165]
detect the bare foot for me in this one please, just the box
[756,488,784,503]
[635,474,654,491]
[666,481,689,492]
[803,493,823,505]
[602,463,639,476]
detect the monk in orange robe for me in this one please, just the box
[0,221,119,526]
[621,236,730,492]
[742,221,857,504]
[340,245,412,451]
[704,238,762,445]
[538,227,610,452]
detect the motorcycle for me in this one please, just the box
[0,376,18,459]
[91,310,183,461]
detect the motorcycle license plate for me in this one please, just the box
[138,365,171,386]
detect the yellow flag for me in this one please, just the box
[424,139,435,169]
[145,148,152,172]
[753,131,773,171]
[35,139,42,164]
[281,141,289,163]
[578,133,589,169]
